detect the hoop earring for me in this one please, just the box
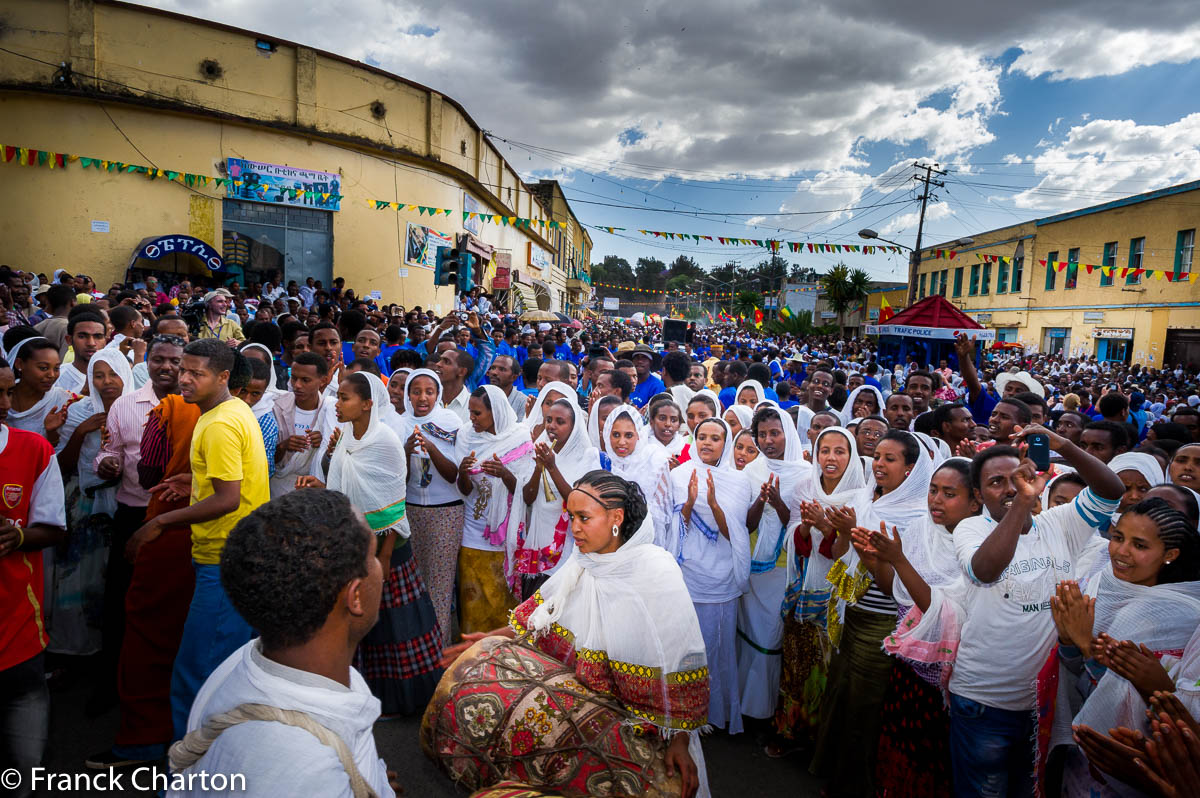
[611,524,620,538]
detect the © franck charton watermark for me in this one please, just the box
[22,767,247,792]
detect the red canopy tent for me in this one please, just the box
[863,294,994,368]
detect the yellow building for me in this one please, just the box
[0,0,584,312]
[814,282,907,332]
[914,181,1200,367]
[531,180,593,316]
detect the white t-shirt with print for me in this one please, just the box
[949,487,1117,711]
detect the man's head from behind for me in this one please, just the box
[221,490,381,652]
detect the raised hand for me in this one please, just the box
[827,504,856,536]
[867,522,904,564]
[459,451,478,476]
[44,404,68,435]
[705,470,720,511]
[1050,580,1095,652]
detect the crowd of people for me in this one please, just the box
[2,263,1199,798]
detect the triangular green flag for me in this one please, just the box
[375,200,388,210]
[80,157,93,168]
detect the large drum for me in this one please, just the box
[420,636,683,797]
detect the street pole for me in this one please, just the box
[908,162,947,307]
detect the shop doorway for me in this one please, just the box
[222,200,332,288]
[1164,329,1200,370]
[1042,327,1070,355]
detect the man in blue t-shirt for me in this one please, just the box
[629,345,665,408]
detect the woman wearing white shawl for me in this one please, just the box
[737,404,811,719]
[604,404,674,548]
[1107,451,1165,526]
[839,385,885,425]
[670,417,752,734]
[298,371,443,714]
[455,385,537,634]
[643,394,687,459]
[238,342,283,420]
[722,404,753,439]
[7,335,73,441]
[678,390,721,464]
[397,368,464,646]
[735,379,768,408]
[811,429,936,797]
[525,380,577,434]
[587,394,622,454]
[514,399,600,599]
[49,349,132,655]
[442,471,713,798]
[770,426,867,754]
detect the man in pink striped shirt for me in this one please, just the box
[87,325,186,718]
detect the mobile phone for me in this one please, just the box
[1028,433,1050,471]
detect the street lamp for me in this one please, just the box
[858,229,974,305]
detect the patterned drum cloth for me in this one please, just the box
[421,636,684,797]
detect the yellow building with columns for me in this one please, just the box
[0,0,583,313]
[914,180,1200,368]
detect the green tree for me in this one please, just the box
[592,255,634,286]
[821,263,873,331]
[768,309,814,336]
[732,290,760,320]
[635,257,667,290]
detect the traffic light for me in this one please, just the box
[458,252,475,293]
[434,246,459,287]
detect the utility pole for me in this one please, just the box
[908,162,947,307]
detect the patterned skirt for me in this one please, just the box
[354,539,444,715]
[773,616,830,744]
[408,501,465,645]
[809,607,896,798]
[458,547,518,635]
[874,661,952,797]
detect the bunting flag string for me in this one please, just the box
[591,281,822,297]
[972,252,1200,284]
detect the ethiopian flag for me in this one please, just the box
[879,295,895,323]
[778,305,793,319]
[753,308,764,328]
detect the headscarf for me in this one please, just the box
[914,431,949,466]
[743,405,811,573]
[240,343,282,419]
[723,404,754,434]
[526,380,578,429]
[325,372,410,537]
[82,348,134,416]
[454,384,537,547]
[687,389,721,424]
[667,383,695,416]
[397,368,462,491]
[1107,451,1165,489]
[839,385,885,425]
[523,513,711,772]
[604,404,676,549]
[511,400,599,588]
[894,457,975,606]
[734,379,768,408]
[587,394,622,449]
[59,349,134,515]
[668,417,752,601]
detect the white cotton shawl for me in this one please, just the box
[60,349,134,516]
[667,383,695,416]
[514,401,600,580]
[325,373,410,538]
[1107,451,1165,488]
[1166,624,1200,720]
[526,381,579,430]
[524,515,712,796]
[914,432,948,466]
[455,384,537,548]
[604,405,674,548]
[397,369,463,495]
[890,458,975,607]
[743,405,811,572]
[735,379,768,408]
[1068,567,1200,744]
[669,417,753,602]
[240,343,282,419]
[786,427,869,594]
[839,385,885,425]
[723,404,754,434]
[688,389,721,422]
[586,395,624,450]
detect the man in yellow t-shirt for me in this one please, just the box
[127,338,269,740]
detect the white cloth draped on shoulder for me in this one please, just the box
[524,516,712,798]
[454,384,537,549]
[603,405,674,548]
[668,417,753,601]
[396,368,463,493]
[60,349,134,516]
[240,343,283,419]
[737,403,811,718]
[511,401,600,589]
[325,372,410,538]
[734,379,768,408]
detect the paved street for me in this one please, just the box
[43,673,821,797]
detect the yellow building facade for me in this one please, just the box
[915,181,1200,368]
[0,0,582,313]
[531,180,594,316]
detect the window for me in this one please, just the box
[969,264,979,296]
[1066,248,1079,289]
[1101,242,1117,287]
[221,200,332,288]
[997,259,1009,293]
[1045,250,1058,290]
[981,263,991,295]
[939,269,948,296]
[1176,229,1195,276]
[953,267,963,297]
[918,272,927,299]
[1127,238,1144,284]
[1012,242,1024,292]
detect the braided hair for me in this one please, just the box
[573,470,647,542]
[1123,497,1200,584]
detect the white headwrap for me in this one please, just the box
[82,348,134,416]
[587,394,623,450]
[58,349,133,515]
[743,404,811,573]
[667,383,695,416]
[839,385,885,425]
[603,405,674,548]
[326,372,410,537]
[526,380,579,429]
[1107,451,1165,489]
[722,404,754,434]
[397,368,463,491]
[734,379,768,408]
[512,400,600,586]
[913,432,948,467]
[668,417,752,601]
[240,343,282,419]
[455,384,537,547]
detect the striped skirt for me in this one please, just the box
[353,540,444,716]
[408,501,465,645]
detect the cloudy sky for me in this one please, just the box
[136,0,1200,280]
